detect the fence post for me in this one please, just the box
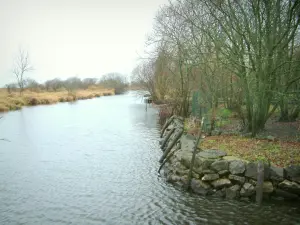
[256,161,264,206]
[186,117,204,190]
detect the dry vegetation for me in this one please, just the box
[184,116,300,168]
[199,135,300,168]
[0,87,114,112]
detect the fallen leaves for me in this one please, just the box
[200,135,300,167]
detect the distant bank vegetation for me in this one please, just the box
[0,73,128,112]
[5,72,128,95]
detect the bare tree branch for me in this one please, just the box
[12,47,34,95]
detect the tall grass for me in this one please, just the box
[0,88,114,112]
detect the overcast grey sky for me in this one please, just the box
[0,0,167,86]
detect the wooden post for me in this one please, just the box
[159,128,183,163]
[256,161,264,206]
[158,144,181,174]
[161,128,175,150]
[160,116,174,138]
[186,117,204,190]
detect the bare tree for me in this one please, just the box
[64,77,82,94]
[99,73,128,94]
[44,78,64,91]
[24,78,41,91]
[148,0,300,135]
[5,83,18,94]
[12,48,34,95]
[200,0,300,135]
[132,60,157,99]
[82,78,98,89]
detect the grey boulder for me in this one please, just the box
[211,160,229,172]
[263,181,274,193]
[229,160,245,175]
[270,165,285,182]
[278,180,300,195]
[228,174,246,184]
[245,162,270,180]
[198,149,227,159]
[202,173,219,181]
[240,183,255,197]
[211,178,232,189]
[285,165,300,183]
[191,179,211,195]
[226,185,241,199]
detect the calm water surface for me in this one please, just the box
[0,92,299,225]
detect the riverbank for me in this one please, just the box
[0,88,114,112]
[159,116,300,202]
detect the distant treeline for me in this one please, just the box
[5,73,128,95]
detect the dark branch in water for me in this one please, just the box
[0,138,10,142]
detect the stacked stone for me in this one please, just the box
[160,117,300,202]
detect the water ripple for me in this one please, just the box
[0,92,300,225]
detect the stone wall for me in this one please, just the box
[159,117,300,201]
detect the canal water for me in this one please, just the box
[0,92,299,225]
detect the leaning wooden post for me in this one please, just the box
[158,144,181,174]
[161,128,175,150]
[186,117,204,190]
[256,161,264,206]
[160,115,174,138]
[159,128,183,163]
